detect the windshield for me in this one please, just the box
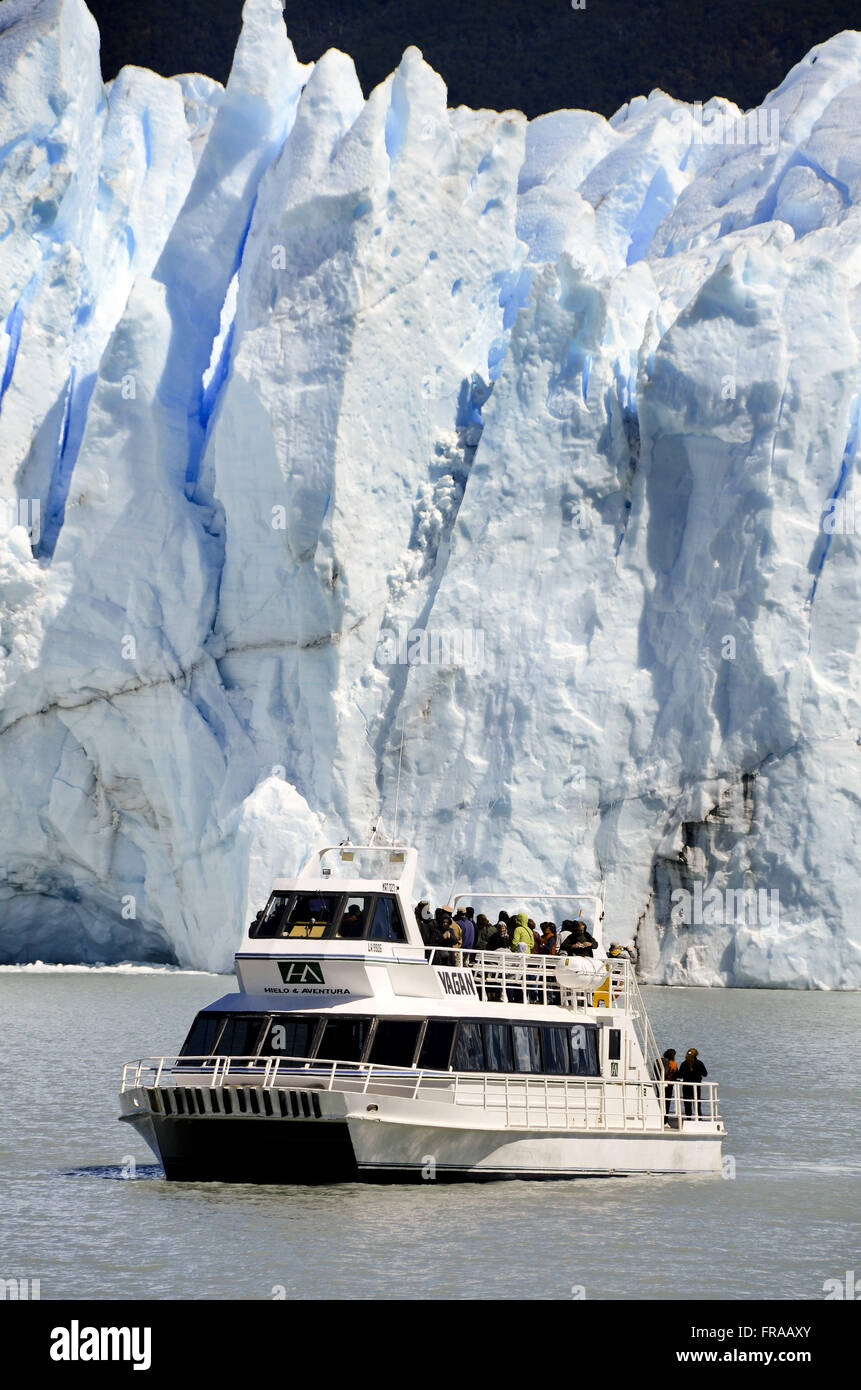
[250,892,407,942]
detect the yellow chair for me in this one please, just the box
[592,972,611,1008]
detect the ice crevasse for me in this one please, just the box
[0,0,859,985]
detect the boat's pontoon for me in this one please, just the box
[119,845,725,1182]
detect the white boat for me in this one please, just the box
[119,844,725,1182]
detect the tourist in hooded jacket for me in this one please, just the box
[511,912,534,953]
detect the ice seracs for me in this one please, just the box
[0,0,859,987]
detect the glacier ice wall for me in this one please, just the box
[0,0,859,984]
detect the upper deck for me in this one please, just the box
[238,844,421,953]
[238,843,605,959]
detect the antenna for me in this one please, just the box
[392,716,405,847]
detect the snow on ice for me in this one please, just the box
[0,0,859,985]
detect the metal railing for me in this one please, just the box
[423,946,628,1008]
[621,963,662,1079]
[121,1055,721,1131]
[427,950,663,1077]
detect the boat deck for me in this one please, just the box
[121,1055,722,1135]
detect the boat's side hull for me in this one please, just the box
[120,1086,724,1183]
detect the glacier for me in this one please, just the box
[0,0,859,986]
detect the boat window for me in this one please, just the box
[317,1017,372,1062]
[482,1022,514,1072]
[368,895,407,942]
[451,1022,484,1072]
[251,893,291,938]
[283,892,342,939]
[569,1024,600,1076]
[179,1012,224,1058]
[336,897,369,940]
[540,1026,570,1075]
[367,1020,421,1067]
[250,892,343,939]
[608,1028,621,1061]
[511,1025,543,1073]
[417,1021,456,1071]
[214,1015,267,1059]
[261,1015,320,1060]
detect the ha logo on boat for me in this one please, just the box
[278,961,325,984]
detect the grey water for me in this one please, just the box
[1,968,858,1301]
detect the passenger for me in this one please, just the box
[537,922,558,954]
[607,941,635,960]
[489,921,514,951]
[461,917,475,961]
[474,914,495,952]
[511,912,534,953]
[441,906,463,955]
[339,902,364,938]
[497,910,511,926]
[677,1047,708,1117]
[560,918,597,957]
[415,901,434,946]
[432,908,458,965]
[653,1048,678,1118]
[250,909,264,933]
[456,910,475,953]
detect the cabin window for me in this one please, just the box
[317,1017,371,1062]
[262,1015,320,1060]
[252,893,291,938]
[417,1021,456,1071]
[608,1028,621,1061]
[215,1016,266,1059]
[451,1022,484,1072]
[482,1022,514,1072]
[511,1024,543,1073]
[335,897,369,940]
[368,895,407,942]
[569,1024,600,1076]
[251,892,342,939]
[540,1026,570,1075]
[180,1013,223,1058]
[283,892,341,939]
[367,1020,421,1067]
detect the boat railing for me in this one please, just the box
[428,950,663,1076]
[621,962,662,1080]
[121,1055,721,1131]
[423,947,633,1010]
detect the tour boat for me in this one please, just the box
[118,844,725,1182]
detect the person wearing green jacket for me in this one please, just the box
[511,912,534,953]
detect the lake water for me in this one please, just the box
[1,968,858,1300]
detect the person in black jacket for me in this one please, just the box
[560,919,598,957]
[430,910,457,966]
[414,900,433,945]
[677,1047,708,1117]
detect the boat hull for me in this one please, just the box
[120,1086,723,1183]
